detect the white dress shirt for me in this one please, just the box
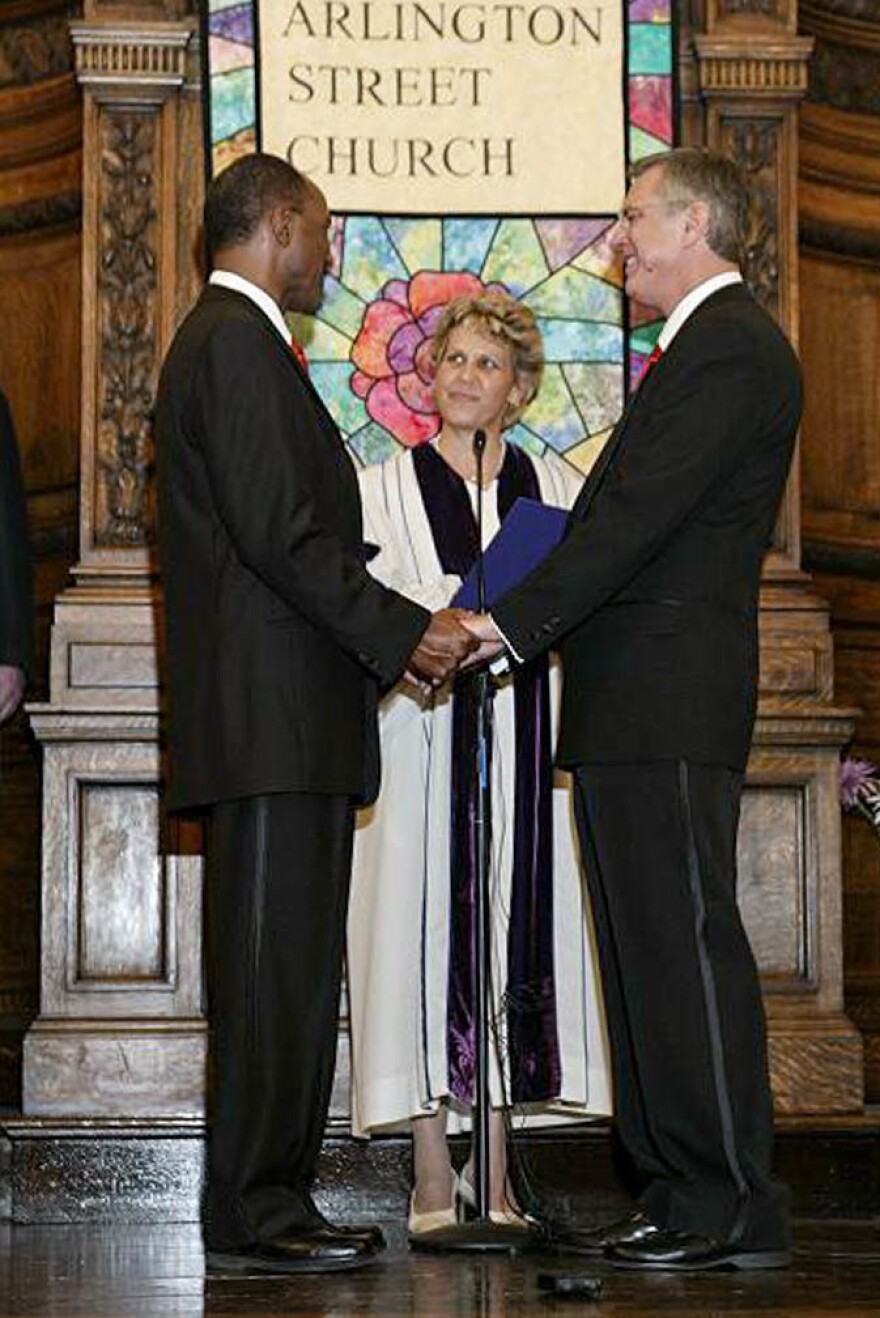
[208,269,290,345]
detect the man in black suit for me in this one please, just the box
[0,388,32,727]
[464,149,800,1270]
[156,153,475,1273]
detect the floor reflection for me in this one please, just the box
[1,1220,880,1317]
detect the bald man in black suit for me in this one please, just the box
[156,153,475,1275]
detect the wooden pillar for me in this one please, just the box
[797,0,880,1101]
[22,1,206,1121]
[683,0,863,1112]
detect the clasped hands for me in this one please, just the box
[406,609,505,688]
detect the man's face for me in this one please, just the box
[608,166,691,316]
[279,181,331,314]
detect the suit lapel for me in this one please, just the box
[570,369,656,521]
[570,283,753,524]
[204,284,344,441]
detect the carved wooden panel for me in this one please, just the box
[36,731,201,1019]
[739,784,810,981]
[72,16,193,572]
[797,1,880,1104]
[22,1023,206,1117]
[0,231,81,495]
[696,17,810,573]
[812,578,880,1099]
[800,253,880,558]
[70,641,158,689]
[802,1,880,117]
[705,0,798,34]
[83,0,193,21]
[768,1027,864,1112]
[0,4,72,88]
[93,109,159,551]
[722,0,782,14]
[77,784,167,984]
[759,636,824,696]
[718,114,786,312]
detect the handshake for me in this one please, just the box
[407,608,504,687]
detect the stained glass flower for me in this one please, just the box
[350,270,504,447]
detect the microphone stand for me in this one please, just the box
[412,429,534,1255]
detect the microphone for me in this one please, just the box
[473,430,487,613]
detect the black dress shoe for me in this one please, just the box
[317,1220,386,1252]
[205,1224,382,1274]
[608,1227,791,1272]
[553,1211,659,1258]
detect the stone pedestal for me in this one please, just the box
[24,589,205,1120]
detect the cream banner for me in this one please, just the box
[258,1,625,214]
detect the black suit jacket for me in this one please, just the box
[156,286,429,811]
[0,389,33,674]
[493,284,801,772]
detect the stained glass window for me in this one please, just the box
[204,0,675,469]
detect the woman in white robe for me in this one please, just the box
[347,292,610,1234]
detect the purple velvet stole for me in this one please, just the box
[412,442,561,1105]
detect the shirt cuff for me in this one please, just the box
[489,613,523,665]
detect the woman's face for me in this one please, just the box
[432,321,523,437]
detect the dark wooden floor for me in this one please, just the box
[2,1220,880,1317]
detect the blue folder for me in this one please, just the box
[452,497,569,610]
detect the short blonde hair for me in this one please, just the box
[432,292,544,429]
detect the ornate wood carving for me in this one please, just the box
[70,18,193,569]
[809,45,880,116]
[733,119,783,310]
[705,0,799,32]
[0,8,71,87]
[722,0,782,14]
[802,2,880,114]
[800,5,880,260]
[96,111,158,548]
[73,25,189,89]
[697,46,810,94]
[797,0,880,1087]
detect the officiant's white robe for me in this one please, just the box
[347,443,611,1136]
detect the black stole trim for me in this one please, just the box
[412,442,561,1105]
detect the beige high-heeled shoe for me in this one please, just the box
[407,1172,459,1236]
[457,1166,532,1229]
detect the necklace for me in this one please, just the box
[436,436,505,487]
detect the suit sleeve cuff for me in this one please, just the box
[489,613,523,665]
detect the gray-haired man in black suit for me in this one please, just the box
[464,149,800,1272]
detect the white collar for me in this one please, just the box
[658,271,743,351]
[209,270,290,345]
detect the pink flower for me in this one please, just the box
[839,757,879,810]
[350,270,503,447]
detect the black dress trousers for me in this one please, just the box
[574,760,789,1251]
[202,790,354,1248]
